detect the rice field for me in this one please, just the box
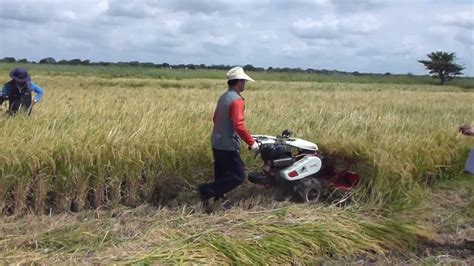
[0,65,473,263]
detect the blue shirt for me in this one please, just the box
[0,82,44,102]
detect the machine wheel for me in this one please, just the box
[295,178,323,203]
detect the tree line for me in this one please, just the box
[1,51,466,85]
[0,56,395,76]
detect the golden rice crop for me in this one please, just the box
[0,70,472,264]
[0,74,473,214]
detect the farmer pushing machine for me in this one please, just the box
[198,67,360,213]
[198,67,259,212]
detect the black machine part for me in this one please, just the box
[281,129,292,138]
[259,143,292,160]
[248,171,270,185]
[271,157,295,168]
[294,178,324,203]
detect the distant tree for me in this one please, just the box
[212,64,227,70]
[320,69,330,74]
[0,57,16,63]
[186,64,196,70]
[243,64,256,71]
[128,61,139,67]
[384,72,391,76]
[140,62,155,68]
[97,61,111,66]
[80,59,91,65]
[18,58,28,63]
[70,59,83,65]
[39,57,56,64]
[418,51,464,85]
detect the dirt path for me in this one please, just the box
[418,174,474,264]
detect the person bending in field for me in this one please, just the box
[0,68,44,116]
[459,125,474,174]
[198,67,259,213]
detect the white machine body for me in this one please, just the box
[279,155,322,181]
[252,134,322,181]
[251,135,319,151]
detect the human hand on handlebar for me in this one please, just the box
[249,141,260,159]
[250,142,259,152]
[459,125,474,136]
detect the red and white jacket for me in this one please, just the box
[211,89,255,151]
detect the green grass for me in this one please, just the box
[2,62,473,88]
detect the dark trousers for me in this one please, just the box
[7,99,32,116]
[198,149,245,200]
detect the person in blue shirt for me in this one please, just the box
[0,68,44,115]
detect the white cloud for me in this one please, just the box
[157,0,231,14]
[330,0,386,13]
[0,0,472,75]
[291,15,380,40]
[455,30,474,46]
[436,10,474,47]
[105,0,160,18]
[0,0,105,23]
[155,0,266,15]
[441,11,474,29]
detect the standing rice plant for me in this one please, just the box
[0,74,472,214]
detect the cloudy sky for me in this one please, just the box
[0,0,473,75]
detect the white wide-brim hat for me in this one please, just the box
[226,66,255,82]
